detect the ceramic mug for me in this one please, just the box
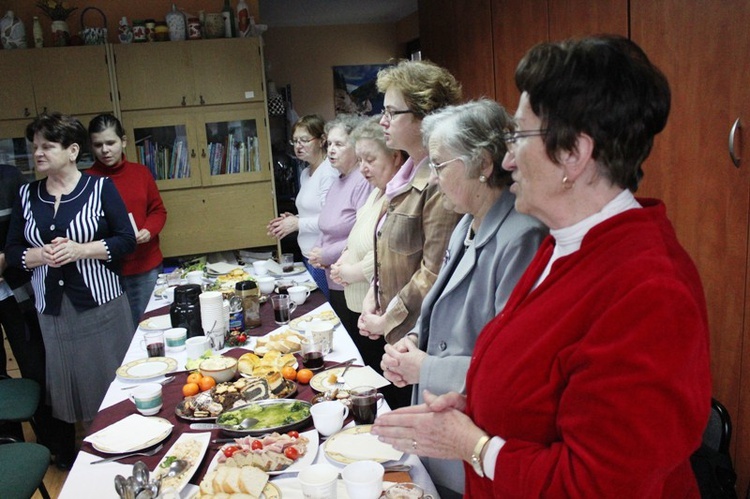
[186,335,210,359]
[298,463,339,499]
[384,483,434,499]
[252,260,269,276]
[287,285,310,305]
[186,270,203,285]
[310,400,349,437]
[256,276,275,294]
[342,460,384,499]
[164,327,187,352]
[129,383,163,416]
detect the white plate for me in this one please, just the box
[269,264,307,277]
[288,311,341,332]
[188,482,280,499]
[324,425,404,464]
[139,314,173,331]
[206,262,242,275]
[116,357,177,380]
[87,415,173,454]
[272,477,396,498]
[309,366,363,392]
[152,432,211,494]
[210,429,318,475]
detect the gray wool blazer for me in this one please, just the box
[412,189,547,495]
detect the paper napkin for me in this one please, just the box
[326,432,403,462]
[84,414,173,453]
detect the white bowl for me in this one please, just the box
[199,356,238,382]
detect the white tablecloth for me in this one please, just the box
[59,271,440,498]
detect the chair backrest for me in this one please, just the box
[691,398,738,498]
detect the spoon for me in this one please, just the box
[190,417,258,431]
[160,459,189,479]
[133,461,149,490]
[114,474,127,498]
[121,376,175,390]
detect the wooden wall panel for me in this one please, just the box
[548,0,628,40]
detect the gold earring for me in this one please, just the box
[562,175,574,189]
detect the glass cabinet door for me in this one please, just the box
[122,111,202,190]
[198,104,271,186]
[0,121,34,181]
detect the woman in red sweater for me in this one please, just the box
[88,114,167,327]
[372,36,712,497]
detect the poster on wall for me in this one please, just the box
[333,64,391,116]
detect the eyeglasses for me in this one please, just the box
[501,128,549,150]
[428,157,462,177]
[289,137,315,146]
[380,108,414,121]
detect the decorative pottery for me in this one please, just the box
[204,13,224,39]
[118,16,133,44]
[187,17,201,40]
[33,16,43,48]
[80,7,107,45]
[165,3,186,41]
[132,19,147,43]
[50,19,70,47]
[1,10,27,49]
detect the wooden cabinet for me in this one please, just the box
[0,45,113,119]
[114,38,263,110]
[631,1,750,492]
[0,120,34,181]
[114,38,277,258]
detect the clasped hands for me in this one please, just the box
[381,335,426,387]
[266,212,298,239]
[41,237,84,267]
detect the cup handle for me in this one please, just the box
[304,289,310,298]
[341,405,349,420]
[289,302,298,315]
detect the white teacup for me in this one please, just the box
[252,260,269,276]
[288,285,310,305]
[164,327,187,352]
[256,276,276,294]
[186,270,204,285]
[298,463,339,499]
[342,460,384,499]
[186,335,211,359]
[129,383,163,416]
[384,483,434,499]
[310,400,349,437]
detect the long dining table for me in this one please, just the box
[58,270,440,498]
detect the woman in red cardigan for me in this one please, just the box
[372,35,712,498]
[88,114,167,327]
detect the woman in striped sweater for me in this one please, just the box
[6,113,136,435]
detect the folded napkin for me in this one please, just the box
[206,262,241,275]
[345,366,391,390]
[326,432,403,462]
[264,259,284,275]
[84,414,173,453]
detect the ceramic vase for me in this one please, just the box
[118,16,133,44]
[1,10,27,49]
[166,4,186,41]
[51,19,70,47]
[33,16,43,48]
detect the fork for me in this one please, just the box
[121,376,175,390]
[91,443,164,464]
[334,358,355,387]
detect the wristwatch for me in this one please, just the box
[470,434,491,477]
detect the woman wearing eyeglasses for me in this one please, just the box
[380,99,546,498]
[267,115,338,296]
[372,36,711,497]
[357,60,462,408]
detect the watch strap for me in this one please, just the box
[470,434,491,477]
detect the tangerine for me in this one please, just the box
[198,376,216,392]
[187,372,203,384]
[281,366,297,381]
[296,368,314,384]
[182,382,200,397]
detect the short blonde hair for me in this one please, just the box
[377,60,462,117]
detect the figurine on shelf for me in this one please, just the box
[118,16,133,44]
[1,10,28,49]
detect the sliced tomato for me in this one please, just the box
[251,440,263,450]
[284,446,300,460]
[222,445,241,458]
[287,430,300,439]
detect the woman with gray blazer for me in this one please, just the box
[381,99,547,498]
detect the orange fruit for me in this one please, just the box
[187,372,203,384]
[182,382,200,397]
[296,369,314,384]
[198,376,216,392]
[281,366,297,381]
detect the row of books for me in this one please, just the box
[136,138,190,181]
[208,136,261,175]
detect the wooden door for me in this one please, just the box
[30,46,113,116]
[418,0,495,101]
[114,42,194,110]
[190,38,265,106]
[631,0,750,492]
[491,0,549,111]
[0,51,35,120]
